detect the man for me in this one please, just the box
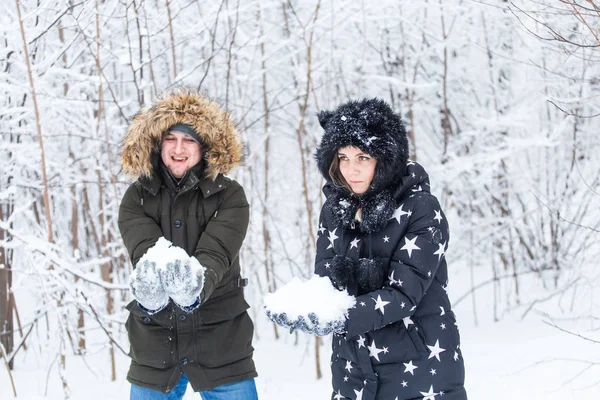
[118,88,258,399]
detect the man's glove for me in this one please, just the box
[130,259,169,314]
[162,253,206,313]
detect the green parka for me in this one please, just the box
[118,89,257,393]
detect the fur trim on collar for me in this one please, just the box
[323,161,432,234]
[323,184,396,233]
[121,88,243,181]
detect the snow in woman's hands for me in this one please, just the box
[263,275,356,336]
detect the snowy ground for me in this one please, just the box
[2,309,600,399]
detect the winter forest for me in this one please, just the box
[1,0,599,398]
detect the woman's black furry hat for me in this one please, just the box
[315,98,409,193]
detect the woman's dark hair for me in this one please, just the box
[328,155,349,191]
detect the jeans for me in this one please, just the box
[130,375,258,400]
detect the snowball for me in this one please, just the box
[263,275,355,323]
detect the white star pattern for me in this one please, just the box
[440,323,446,330]
[412,185,423,192]
[360,301,366,307]
[403,360,418,375]
[433,241,446,261]
[383,347,389,354]
[427,340,446,361]
[401,236,421,257]
[373,295,390,315]
[433,210,443,224]
[407,160,416,166]
[401,381,408,387]
[400,302,406,309]
[420,385,438,400]
[402,316,414,329]
[383,235,390,243]
[368,340,385,361]
[327,228,339,250]
[354,388,364,400]
[392,204,410,223]
[357,335,366,348]
[430,368,436,375]
[439,306,446,316]
[344,376,349,382]
[388,271,404,287]
[454,351,460,361]
[388,270,398,285]
[325,262,331,269]
[345,360,353,373]
[318,222,326,235]
[334,390,344,400]
[350,237,360,249]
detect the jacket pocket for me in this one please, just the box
[406,321,428,356]
[196,309,254,368]
[195,291,253,368]
[125,300,176,369]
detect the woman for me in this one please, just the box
[313,98,467,399]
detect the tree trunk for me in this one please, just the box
[0,204,14,369]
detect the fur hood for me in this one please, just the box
[315,98,409,193]
[314,98,410,233]
[121,88,243,181]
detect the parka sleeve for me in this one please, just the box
[194,180,249,303]
[344,193,450,338]
[118,183,163,266]
[314,207,337,278]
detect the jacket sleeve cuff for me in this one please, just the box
[176,298,201,313]
[137,301,169,315]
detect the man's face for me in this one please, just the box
[161,131,202,178]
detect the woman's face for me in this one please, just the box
[337,146,377,194]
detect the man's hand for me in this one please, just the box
[162,256,205,312]
[130,259,169,314]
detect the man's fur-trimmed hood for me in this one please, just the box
[121,88,243,181]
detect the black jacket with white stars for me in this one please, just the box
[314,161,467,400]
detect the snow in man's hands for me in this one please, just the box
[130,237,206,314]
[263,275,356,336]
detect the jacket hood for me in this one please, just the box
[314,98,409,193]
[121,88,243,181]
